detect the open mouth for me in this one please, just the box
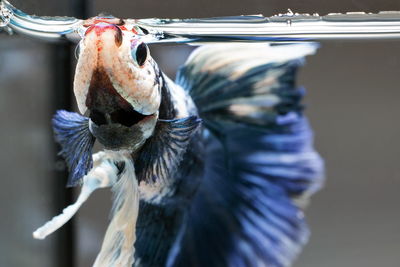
[86,67,151,127]
[90,108,148,127]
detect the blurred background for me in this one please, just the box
[1,0,400,266]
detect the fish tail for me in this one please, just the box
[170,43,324,267]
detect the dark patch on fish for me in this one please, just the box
[86,67,133,115]
[115,161,126,176]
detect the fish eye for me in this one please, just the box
[132,42,149,67]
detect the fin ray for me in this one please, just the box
[52,110,95,187]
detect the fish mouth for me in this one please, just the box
[89,108,149,127]
[86,67,152,127]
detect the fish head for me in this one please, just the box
[74,17,162,150]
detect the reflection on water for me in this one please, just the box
[3,0,400,43]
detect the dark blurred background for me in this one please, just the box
[1,0,400,266]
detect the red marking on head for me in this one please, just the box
[85,23,116,35]
[95,39,103,52]
[116,25,137,35]
[85,23,123,47]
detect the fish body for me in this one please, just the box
[35,16,324,267]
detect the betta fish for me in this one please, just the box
[1,1,325,267]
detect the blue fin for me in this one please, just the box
[135,116,201,185]
[169,123,324,267]
[52,110,95,187]
[176,43,318,132]
[169,44,324,267]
